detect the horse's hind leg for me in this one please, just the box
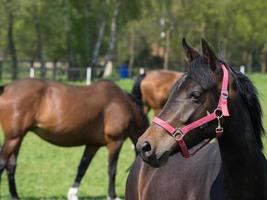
[6,143,22,200]
[0,137,22,199]
[67,146,99,200]
[0,138,21,178]
[107,140,123,200]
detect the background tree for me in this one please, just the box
[0,0,267,80]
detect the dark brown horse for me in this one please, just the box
[132,70,183,116]
[126,141,222,200]
[0,79,148,200]
[136,39,267,199]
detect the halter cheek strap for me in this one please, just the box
[153,64,230,158]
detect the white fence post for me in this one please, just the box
[139,68,145,75]
[240,65,245,74]
[30,67,35,78]
[86,67,92,85]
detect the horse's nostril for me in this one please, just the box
[141,142,152,153]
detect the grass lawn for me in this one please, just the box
[0,74,267,199]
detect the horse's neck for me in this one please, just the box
[218,102,267,199]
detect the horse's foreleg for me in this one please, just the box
[107,140,123,200]
[67,146,99,200]
[0,137,22,199]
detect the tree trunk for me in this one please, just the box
[200,21,206,38]
[247,51,253,73]
[0,59,2,80]
[164,29,170,69]
[52,59,58,80]
[64,0,76,80]
[128,25,135,77]
[242,50,253,73]
[106,0,121,62]
[261,58,266,73]
[92,20,106,66]
[33,11,45,79]
[7,9,18,80]
[261,44,267,73]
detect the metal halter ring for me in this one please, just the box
[173,129,184,141]
[214,108,223,118]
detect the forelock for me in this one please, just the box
[187,57,216,90]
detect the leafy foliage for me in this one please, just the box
[0,0,266,71]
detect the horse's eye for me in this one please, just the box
[189,91,201,101]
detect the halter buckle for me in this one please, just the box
[215,114,224,137]
[221,90,228,99]
[173,129,184,141]
[215,127,223,137]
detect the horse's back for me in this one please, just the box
[143,70,182,86]
[126,141,221,200]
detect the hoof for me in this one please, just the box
[67,187,79,200]
[107,196,122,200]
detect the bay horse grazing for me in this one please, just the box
[132,70,183,116]
[0,79,148,200]
[136,39,267,199]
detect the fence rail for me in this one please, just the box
[0,60,247,84]
[0,61,146,84]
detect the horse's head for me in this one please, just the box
[136,39,235,167]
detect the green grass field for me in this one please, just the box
[0,74,267,200]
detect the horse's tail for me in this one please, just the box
[131,73,146,104]
[130,73,150,135]
[0,85,5,95]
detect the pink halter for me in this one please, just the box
[153,64,230,158]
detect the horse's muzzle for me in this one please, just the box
[136,140,169,168]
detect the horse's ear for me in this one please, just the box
[201,39,218,71]
[182,38,200,62]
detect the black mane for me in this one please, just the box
[229,65,265,150]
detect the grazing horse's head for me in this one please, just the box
[136,39,236,167]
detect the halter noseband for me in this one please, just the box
[153,64,230,158]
